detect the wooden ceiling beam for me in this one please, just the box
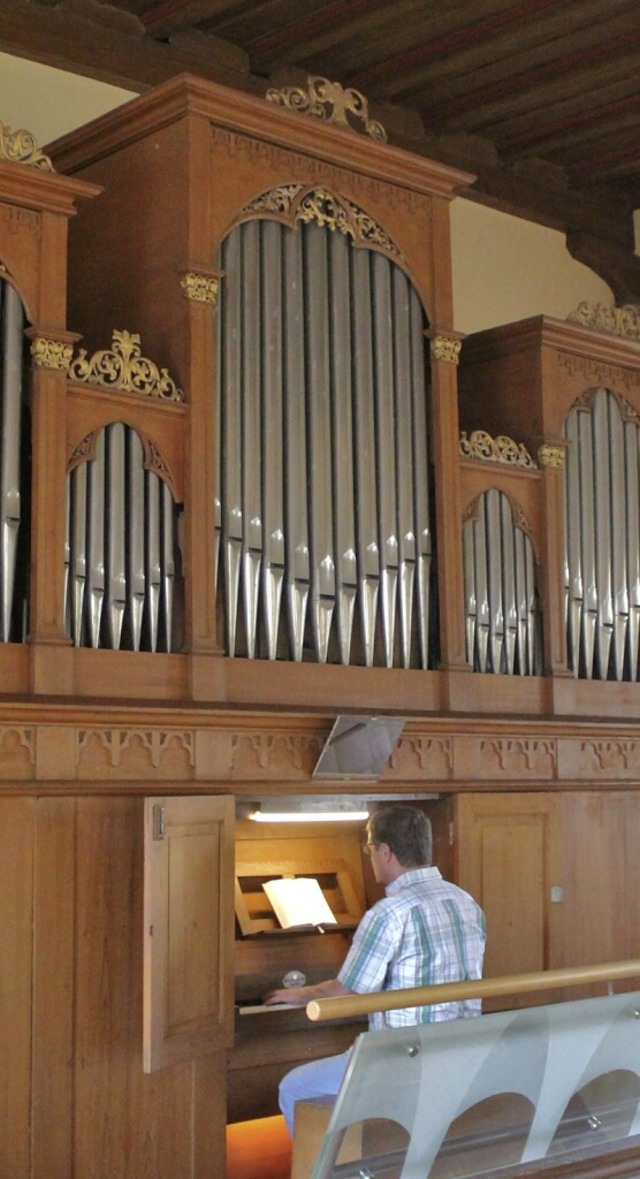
[0,0,253,93]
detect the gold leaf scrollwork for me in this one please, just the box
[0,120,53,171]
[242,185,402,260]
[430,336,461,365]
[568,301,640,342]
[266,76,387,142]
[181,272,219,305]
[459,429,537,469]
[538,443,566,470]
[31,337,74,371]
[68,330,184,401]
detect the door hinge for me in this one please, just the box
[449,821,455,846]
[152,805,166,840]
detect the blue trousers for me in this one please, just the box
[278,1049,351,1136]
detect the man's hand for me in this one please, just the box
[263,978,353,1007]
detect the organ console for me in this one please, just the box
[229,812,373,1122]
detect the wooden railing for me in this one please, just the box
[306,958,640,1022]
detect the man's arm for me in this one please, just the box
[263,978,354,1007]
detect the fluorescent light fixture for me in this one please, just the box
[242,795,370,823]
[248,808,369,823]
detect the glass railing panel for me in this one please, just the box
[310,990,640,1178]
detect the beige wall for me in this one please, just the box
[450,198,613,335]
[0,50,624,338]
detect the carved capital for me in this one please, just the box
[30,337,74,371]
[430,335,462,364]
[181,272,219,305]
[537,442,566,470]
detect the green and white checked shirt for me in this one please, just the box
[338,866,486,1029]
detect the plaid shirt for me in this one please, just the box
[338,867,486,1029]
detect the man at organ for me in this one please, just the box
[264,804,487,1135]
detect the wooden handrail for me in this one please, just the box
[306,958,640,1022]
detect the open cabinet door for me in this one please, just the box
[143,795,235,1072]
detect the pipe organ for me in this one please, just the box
[2,72,640,1179]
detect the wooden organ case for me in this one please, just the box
[1,66,640,1179]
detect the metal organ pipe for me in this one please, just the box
[0,280,27,642]
[563,388,640,680]
[214,216,435,668]
[65,423,177,651]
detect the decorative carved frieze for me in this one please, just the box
[568,301,640,343]
[68,330,184,401]
[388,735,453,779]
[576,739,640,778]
[230,732,324,778]
[0,121,53,171]
[460,429,536,468]
[455,736,557,780]
[212,128,430,216]
[0,726,35,777]
[266,76,387,142]
[77,729,194,777]
[556,351,640,394]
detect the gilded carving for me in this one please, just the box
[460,429,537,469]
[568,301,640,342]
[30,337,74,370]
[0,120,53,170]
[242,184,402,260]
[430,336,461,364]
[68,330,184,402]
[537,443,566,470]
[181,272,219,305]
[266,76,387,142]
[68,431,97,471]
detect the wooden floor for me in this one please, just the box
[227,1116,292,1179]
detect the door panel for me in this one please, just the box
[455,793,562,1008]
[144,794,235,1072]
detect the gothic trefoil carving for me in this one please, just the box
[266,76,387,142]
[67,330,184,401]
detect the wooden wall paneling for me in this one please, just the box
[560,792,640,993]
[454,792,563,1009]
[0,797,34,1178]
[31,797,76,1178]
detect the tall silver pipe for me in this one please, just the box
[0,282,24,641]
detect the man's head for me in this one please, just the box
[365,805,432,884]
